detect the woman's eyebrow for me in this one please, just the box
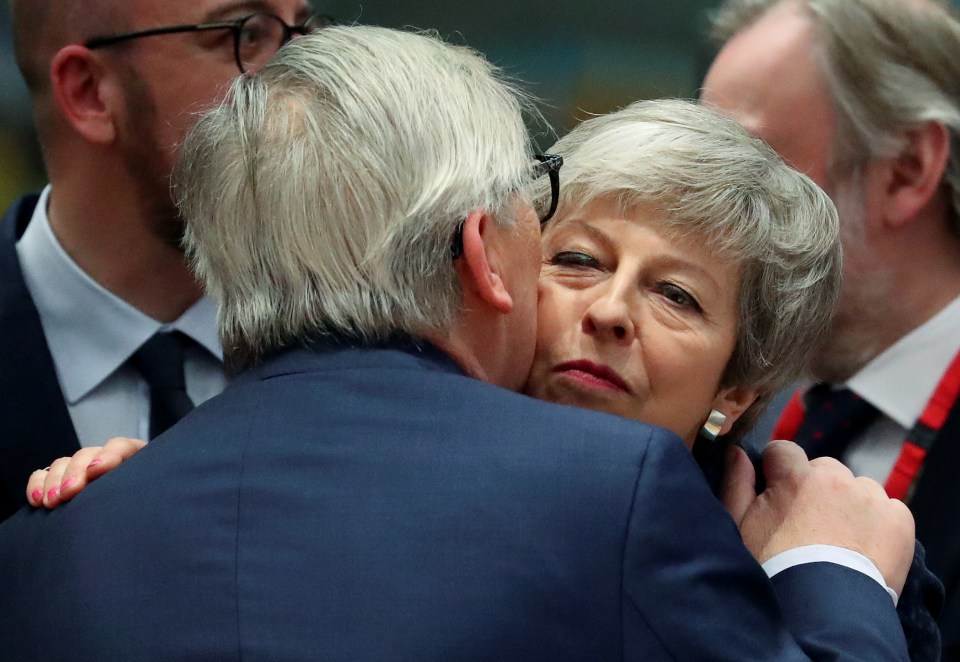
[547,219,614,248]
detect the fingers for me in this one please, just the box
[760,440,810,490]
[43,449,101,507]
[39,455,73,508]
[25,437,147,510]
[720,445,756,526]
[26,464,57,507]
[87,437,147,481]
[56,446,112,504]
[744,444,916,589]
[26,469,47,506]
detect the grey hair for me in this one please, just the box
[539,99,842,439]
[711,0,960,236]
[174,26,537,369]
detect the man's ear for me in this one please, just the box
[878,121,951,229]
[710,386,760,435]
[455,209,514,314]
[50,45,120,145]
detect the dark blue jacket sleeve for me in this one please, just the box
[621,432,909,661]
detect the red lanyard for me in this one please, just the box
[885,348,960,501]
[772,349,960,502]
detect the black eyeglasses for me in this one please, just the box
[531,153,563,226]
[450,153,563,260]
[85,13,335,74]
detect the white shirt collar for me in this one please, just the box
[847,293,960,428]
[15,185,222,405]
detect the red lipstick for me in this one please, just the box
[553,360,631,393]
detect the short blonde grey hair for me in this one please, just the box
[540,100,842,438]
[174,26,537,369]
[711,0,960,236]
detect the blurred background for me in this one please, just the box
[0,1,752,209]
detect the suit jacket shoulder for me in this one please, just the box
[0,195,79,521]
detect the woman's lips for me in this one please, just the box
[553,360,631,393]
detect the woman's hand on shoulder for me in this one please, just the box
[26,437,147,509]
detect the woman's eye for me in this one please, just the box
[659,283,701,311]
[549,251,600,268]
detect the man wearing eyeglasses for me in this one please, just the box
[0,0,329,521]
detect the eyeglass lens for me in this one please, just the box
[237,14,332,73]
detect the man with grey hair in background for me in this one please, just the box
[0,25,917,660]
[702,0,960,653]
[0,0,325,520]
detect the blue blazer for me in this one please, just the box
[907,396,960,657]
[794,386,959,657]
[0,195,80,521]
[0,340,908,660]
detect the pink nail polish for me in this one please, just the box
[89,459,103,468]
[31,490,43,503]
[61,478,76,490]
[47,487,59,499]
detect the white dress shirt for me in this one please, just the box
[844,293,960,482]
[16,186,226,447]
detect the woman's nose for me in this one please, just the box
[582,288,636,343]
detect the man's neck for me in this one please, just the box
[46,184,203,323]
[814,207,960,381]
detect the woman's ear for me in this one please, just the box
[877,121,951,229]
[455,209,514,314]
[50,45,120,144]
[710,386,760,435]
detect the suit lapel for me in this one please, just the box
[0,196,80,518]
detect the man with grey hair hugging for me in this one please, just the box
[0,25,915,660]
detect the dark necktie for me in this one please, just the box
[128,331,196,439]
[793,383,880,459]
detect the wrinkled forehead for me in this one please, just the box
[545,191,747,262]
[544,194,669,238]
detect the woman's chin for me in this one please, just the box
[526,380,695,446]
[532,380,631,418]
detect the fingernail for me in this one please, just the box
[89,459,103,468]
[47,487,59,500]
[31,489,43,503]
[61,478,76,490]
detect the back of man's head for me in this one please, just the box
[175,26,536,369]
[710,0,960,234]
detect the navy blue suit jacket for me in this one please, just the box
[0,341,907,660]
[0,195,81,521]
[899,397,960,658]
[792,387,959,657]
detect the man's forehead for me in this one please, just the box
[133,0,312,23]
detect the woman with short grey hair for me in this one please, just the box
[525,98,841,443]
